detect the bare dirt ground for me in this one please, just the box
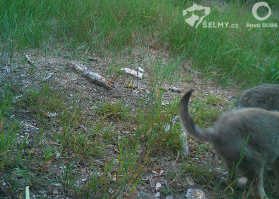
[1,47,249,199]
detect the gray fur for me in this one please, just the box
[179,89,279,199]
[238,84,279,111]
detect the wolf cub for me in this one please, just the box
[238,84,279,110]
[179,89,279,199]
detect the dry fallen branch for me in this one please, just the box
[68,61,112,90]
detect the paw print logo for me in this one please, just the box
[183,3,211,28]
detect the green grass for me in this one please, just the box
[190,93,224,127]
[97,101,131,121]
[0,81,185,197]
[0,0,278,86]
[0,88,19,169]
[1,79,278,198]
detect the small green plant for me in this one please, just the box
[191,95,222,128]
[0,118,19,169]
[106,63,123,78]
[53,127,107,158]
[206,94,223,106]
[133,90,184,154]
[0,86,19,169]
[43,147,55,162]
[148,56,184,87]
[73,138,144,198]
[18,83,66,125]
[61,161,80,196]
[97,101,130,122]
[182,161,213,184]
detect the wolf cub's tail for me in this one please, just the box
[178,90,214,142]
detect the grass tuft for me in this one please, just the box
[0,0,278,85]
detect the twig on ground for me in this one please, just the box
[69,61,113,90]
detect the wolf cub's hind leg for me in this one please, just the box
[239,161,267,199]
